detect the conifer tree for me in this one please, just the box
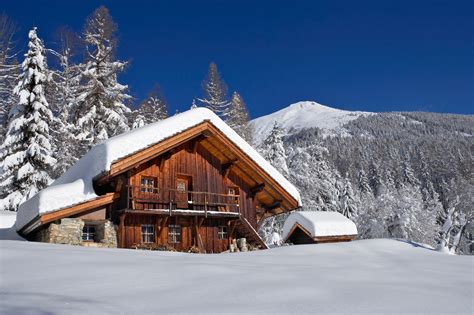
[0,27,56,211]
[198,62,230,118]
[260,122,288,176]
[72,6,131,149]
[227,91,253,143]
[47,27,83,178]
[133,84,168,127]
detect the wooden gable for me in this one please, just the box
[98,121,299,219]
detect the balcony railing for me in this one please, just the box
[126,185,241,216]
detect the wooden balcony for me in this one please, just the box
[125,186,241,218]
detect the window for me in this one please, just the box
[82,225,96,242]
[141,225,155,243]
[140,176,157,193]
[227,187,239,202]
[218,226,228,240]
[168,225,182,244]
[177,180,186,192]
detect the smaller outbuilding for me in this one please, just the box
[282,211,358,244]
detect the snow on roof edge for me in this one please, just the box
[16,107,302,231]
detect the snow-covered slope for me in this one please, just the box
[0,239,472,314]
[250,101,371,144]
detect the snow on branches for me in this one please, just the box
[0,27,56,211]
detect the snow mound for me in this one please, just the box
[282,211,358,241]
[0,211,24,241]
[0,239,472,314]
[250,101,372,144]
[16,108,302,231]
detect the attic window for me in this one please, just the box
[140,176,157,193]
[82,225,96,242]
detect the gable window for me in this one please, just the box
[140,176,157,193]
[141,224,155,243]
[168,224,182,244]
[82,225,96,242]
[218,226,228,240]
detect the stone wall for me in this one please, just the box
[36,218,117,248]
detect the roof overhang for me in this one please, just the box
[19,193,118,235]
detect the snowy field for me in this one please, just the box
[0,239,472,314]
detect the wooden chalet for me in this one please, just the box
[16,108,302,253]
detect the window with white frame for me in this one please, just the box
[218,226,228,240]
[140,176,157,193]
[168,224,182,244]
[82,225,96,242]
[141,224,155,243]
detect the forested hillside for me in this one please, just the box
[256,103,473,254]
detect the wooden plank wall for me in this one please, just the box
[128,143,256,224]
[119,142,259,252]
[124,215,232,253]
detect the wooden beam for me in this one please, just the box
[119,213,126,248]
[263,200,282,212]
[221,160,238,178]
[249,183,265,198]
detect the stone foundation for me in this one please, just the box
[36,218,117,248]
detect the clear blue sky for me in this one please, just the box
[3,0,473,117]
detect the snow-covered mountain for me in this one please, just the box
[254,101,473,253]
[250,101,371,144]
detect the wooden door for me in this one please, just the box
[176,178,188,209]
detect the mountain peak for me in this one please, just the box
[250,101,371,144]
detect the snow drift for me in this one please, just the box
[0,239,471,314]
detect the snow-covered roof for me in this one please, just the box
[282,211,357,241]
[16,107,302,231]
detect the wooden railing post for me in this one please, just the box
[127,185,130,209]
[169,189,172,216]
[204,194,208,218]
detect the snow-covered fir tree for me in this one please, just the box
[132,85,168,128]
[226,91,253,143]
[287,131,341,212]
[259,122,288,176]
[0,27,56,211]
[72,6,131,151]
[339,176,358,219]
[198,62,230,118]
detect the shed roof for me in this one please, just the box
[282,211,358,241]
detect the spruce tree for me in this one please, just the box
[198,62,230,118]
[72,6,131,149]
[133,84,168,127]
[0,27,56,211]
[260,122,288,176]
[227,91,253,143]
